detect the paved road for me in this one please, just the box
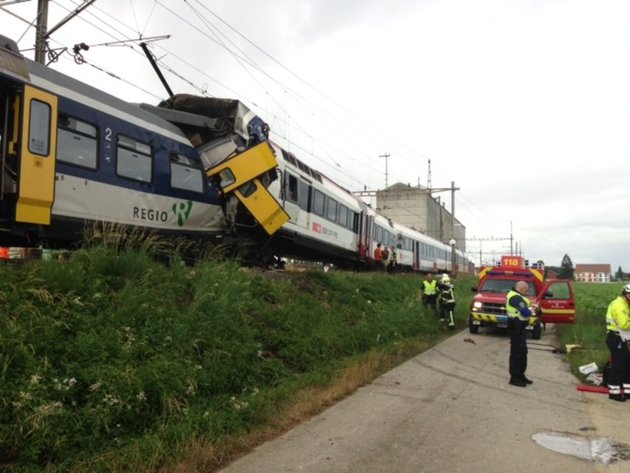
[219,327,629,473]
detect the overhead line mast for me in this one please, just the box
[35,0,97,64]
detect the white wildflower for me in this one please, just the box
[64,377,77,388]
[230,396,249,411]
[102,394,121,406]
[37,401,63,415]
[89,382,103,392]
[136,391,146,401]
[30,374,42,385]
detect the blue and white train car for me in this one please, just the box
[0,35,284,247]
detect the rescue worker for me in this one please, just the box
[437,274,456,328]
[605,284,630,402]
[421,273,438,314]
[506,281,535,387]
[387,247,397,274]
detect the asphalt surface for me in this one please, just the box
[218,327,630,473]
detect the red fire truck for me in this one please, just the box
[469,256,576,339]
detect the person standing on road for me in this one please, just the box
[505,281,535,387]
[605,284,630,402]
[421,273,438,314]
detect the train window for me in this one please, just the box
[170,154,203,193]
[388,231,395,247]
[28,99,51,156]
[218,168,236,188]
[327,198,337,222]
[310,169,322,183]
[239,180,257,198]
[376,226,383,244]
[338,204,348,228]
[57,115,97,169]
[117,135,152,183]
[297,159,310,174]
[352,212,359,233]
[282,150,297,166]
[297,180,309,211]
[312,189,325,216]
[286,173,298,203]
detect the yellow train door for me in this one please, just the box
[15,85,58,225]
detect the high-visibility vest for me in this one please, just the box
[422,279,437,295]
[606,296,630,332]
[506,289,531,322]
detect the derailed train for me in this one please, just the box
[0,35,467,272]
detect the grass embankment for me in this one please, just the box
[0,246,475,473]
[555,282,624,378]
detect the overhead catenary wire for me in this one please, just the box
[7,1,436,189]
[47,0,377,192]
[4,1,489,218]
[56,0,378,189]
[153,0,414,185]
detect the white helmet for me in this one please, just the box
[623,284,630,294]
[441,274,450,283]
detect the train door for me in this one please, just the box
[1,83,57,226]
[414,240,420,270]
[358,212,373,262]
[16,85,58,225]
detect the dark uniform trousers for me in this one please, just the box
[508,318,528,379]
[606,331,630,390]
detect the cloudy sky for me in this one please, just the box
[2,0,629,271]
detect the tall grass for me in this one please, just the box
[0,240,475,473]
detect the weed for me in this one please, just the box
[0,243,475,473]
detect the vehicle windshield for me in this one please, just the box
[478,279,536,296]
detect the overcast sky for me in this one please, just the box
[2,0,629,271]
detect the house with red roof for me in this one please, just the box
[574,264,612,283]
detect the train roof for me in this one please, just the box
[25,58,191,145]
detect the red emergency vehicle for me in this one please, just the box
[469,256,576,339]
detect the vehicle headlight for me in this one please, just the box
[472,301,483,310]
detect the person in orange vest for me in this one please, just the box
[374,243,384,271]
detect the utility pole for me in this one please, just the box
[379,153,390,189]
[34,0,96,64]
[34,0,48,63]
[510,221,513,255]
[427,159,432,194]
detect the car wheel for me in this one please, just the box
[531,321,542,340]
